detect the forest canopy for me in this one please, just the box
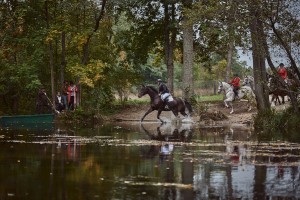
[1,0,300,115]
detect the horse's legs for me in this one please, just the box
[270,94,278,105]
[224,100,229,108]
[281,95,285,104]
[167,101,180,119]
[179,110,188,117]
[171,108,179,119]
[247,101,252,111]
[223,98,234,114]
[229,102,234,114]
[224,100,233,114]
[141,107,154,122]
[157,109,164,123]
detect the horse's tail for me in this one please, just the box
[184,99,193,114]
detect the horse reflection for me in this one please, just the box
[140,123,193,161]
[141,123,193,142]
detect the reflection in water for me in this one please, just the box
[0,123,299,199]
[141,122,193,142]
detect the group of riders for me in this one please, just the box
[228,63,292,100]
[157,73,242,104]
[158,62,294,104]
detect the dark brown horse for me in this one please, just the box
[138,85,193,123]
[267,74,300,105]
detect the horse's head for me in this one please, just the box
[138,85,147,98]
[138,85,159,98]
[242,76,249,86]
[267,77,272,88]
[242,78,247,86]
[217,81,232,94]
[217,81,223,93]
[242,75,254,86]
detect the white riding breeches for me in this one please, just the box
[161,93,173,102]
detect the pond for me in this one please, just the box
[0,121,300,200]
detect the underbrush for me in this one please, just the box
[56,99,149,125]
[190,95,227,120]
[253,107,300,142]
[56,107,103,125]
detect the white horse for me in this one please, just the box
[217,81,256,114]
[242,75,255,91]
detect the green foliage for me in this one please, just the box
[254,109,280,132]
[58,106,103,125]
[190,95,209,117]
[194,94,223,102]
[254,108,300,142]
[2,0,299,117]
[81,84,115,114]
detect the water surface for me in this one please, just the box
[0,122,299,199]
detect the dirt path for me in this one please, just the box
[109,95,291,127]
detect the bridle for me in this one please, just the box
[217,82,223,93]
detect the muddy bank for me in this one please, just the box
[109,101,258,128]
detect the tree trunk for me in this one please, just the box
[45,1,56,109]
[249,1,270,111]
[182,0,194,100]
[61,31,66,90]
[163,1,175,93]
[49,42,55,108]
[225,1,236,82]
[225,41,234,82]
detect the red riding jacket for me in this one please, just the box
[229,77,240,87]
[278,67,287,80]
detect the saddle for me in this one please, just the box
[166,95,174,102]
[163,95,174,109]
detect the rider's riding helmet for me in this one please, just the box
[234,73,239,77]
[157,79,162,82]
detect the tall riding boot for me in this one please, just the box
[235,93,239,100]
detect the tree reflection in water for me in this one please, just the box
[0,123,300,199]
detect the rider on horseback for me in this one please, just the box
[157,79,173,108]
[278,63,288,84]
[228,73,241,100]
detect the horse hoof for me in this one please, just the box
[230,111,234,114]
